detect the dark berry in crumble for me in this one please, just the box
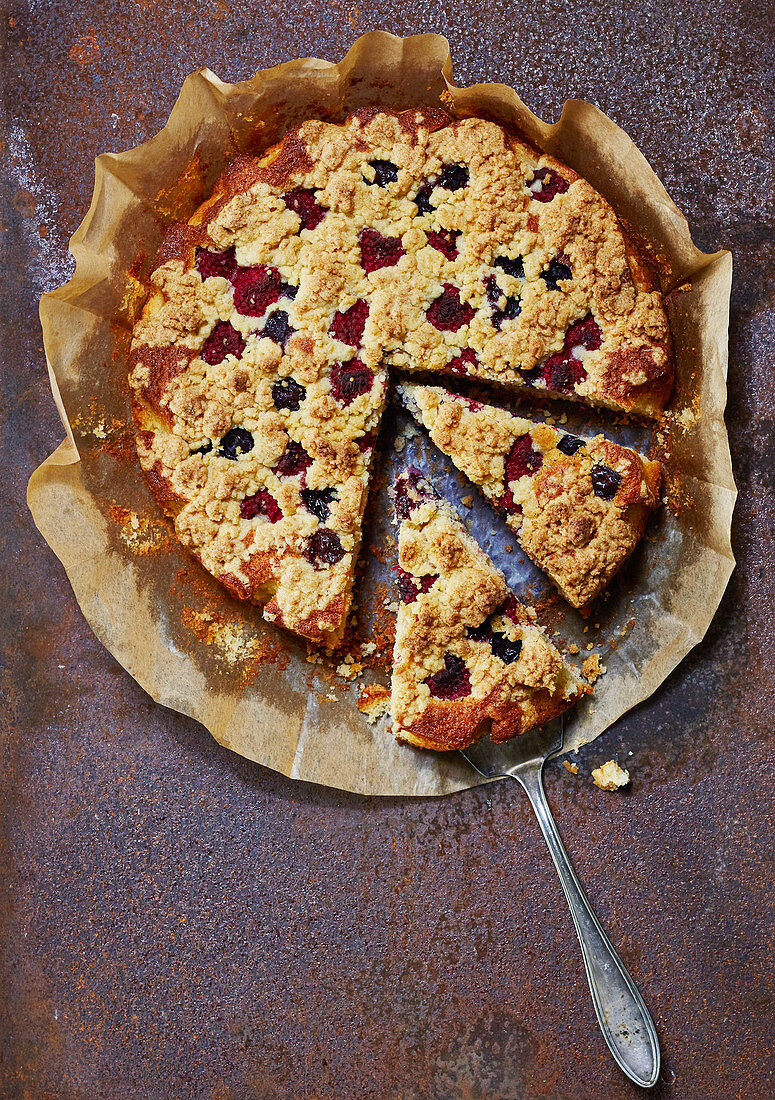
[240,488,282,523]
[330,299,369,346]
[591,463,622,500]
[393,468,433,520]
[565,313,602,351]
[273,440,312,477]
[519,364,544,387]
[272,377,306,411]
[556,434,586,456]
[485,275,502,306]
[365,159,399,186]
[280,282,298,300]
[492,294,521,330]
[490,633,523,665]
[527,166,570,202]
[283,188,326,230]
[542,259,573,291]
[232,265,281,316]
[506,434,544,485]
[543,354,587,394]
[360,228,405,273]
[413,180,436,215]
[439,163,469,190]
[426,229,459,260]
[425,653,472,700]
[493,255,525,279]
[446,348,478,375]
[427,284,475,331]
[357,430,377,453]
[301,487,337,523]
[331,360,375,406]
[263,310,292,347]
[304,528,345,568]
[218,427,254,460]
[395,568,439,604]
[195,246,237,281]
[200,321,246,366]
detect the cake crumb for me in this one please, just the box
[592,760,630,791]
[504,544,513,553]
[461,494,473,507]
[568,643,580,655]
[336,660,362,681]
[582,653,606,683]
[356,683,391,723]
[563,760,579,775]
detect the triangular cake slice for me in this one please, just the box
[390,468,589,751]
[398,383,661,610]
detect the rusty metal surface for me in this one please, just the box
[2,3,774,1097]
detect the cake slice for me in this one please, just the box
[390,468,589,751]
[398,383,662,610]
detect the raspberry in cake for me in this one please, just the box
[389,468,589,751]
[129,106,672,644]
[397,383,662,610]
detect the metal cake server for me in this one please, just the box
[461,718,660,1089]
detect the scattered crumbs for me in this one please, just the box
[356,683,391,723]
[594,622,600,629]
[387,600,398,614]
[559,413,568,424]
[568,643,580,655]
[504,544,513,553]
[676,404,699,431]
[325,691,338,702]
[582,652,606,683]
[582,625,589,633]
[461,494,474,508]
[394,435,406,453]
[563,760,579,775]
[585,642,594,651]
[592,760,631,791]
[336,659,363,681]
[109,505,171,554]
[361,641,377,657]
[305,651,323,664]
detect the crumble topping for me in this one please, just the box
[389,468,588,751]
[592,759,631,790]
[399,382,662,609]
[130,107,671,644]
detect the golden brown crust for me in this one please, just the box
[399,383,662,609]
[389,470,588,751]
[129,107,672,644]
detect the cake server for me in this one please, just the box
[461,718,660,1089]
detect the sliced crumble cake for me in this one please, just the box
[398,383,662,609]
[390,468,589,751]
[129,106,672,644]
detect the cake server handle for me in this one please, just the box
[512,759,661,1089]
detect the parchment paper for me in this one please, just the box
[28,32,736,796]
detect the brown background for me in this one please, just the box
[2,4,774,1099]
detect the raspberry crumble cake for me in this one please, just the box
[390,469,589,750]
[129,106,671,645]
[399,383,662,609]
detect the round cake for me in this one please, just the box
[129,108,673,645]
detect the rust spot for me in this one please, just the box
[68,32,100,67]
